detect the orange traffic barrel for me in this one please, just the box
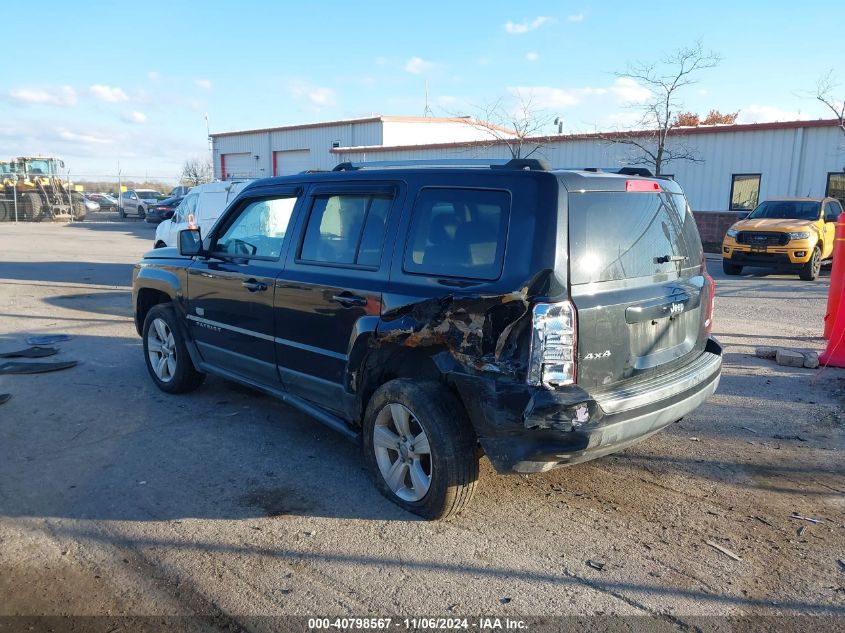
[823,213,845,340]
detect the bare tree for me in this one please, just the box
[816,71,845,138]
[461,91,555,158]
[604,41,721,175]
[180,157,213,186]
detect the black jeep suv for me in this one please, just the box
[132,159,722,519]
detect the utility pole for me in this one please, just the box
[205,113,213,179]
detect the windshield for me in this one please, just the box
[25,159,53,175]
[747,200,820,221]
[136,190,160,198]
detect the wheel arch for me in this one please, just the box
[354,343,452,425]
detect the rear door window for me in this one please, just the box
[403,187,510,280]
[568,191,692,285]
[298,192,392,267]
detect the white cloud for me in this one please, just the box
[567,14,584,22]
[289,82,337,108]
[89,85,128,103]
[507,78,651,110]
[608,77,651,103]
[122,111,147,124]
[738,105,808,124]
[504,16,551,34]
[56,128,113,145]
[9,86,76,106]
[404,56,435,75]
[148,71,160,81]
[194,79,212,90]
[525,52,539,62]
[508,86,580,107]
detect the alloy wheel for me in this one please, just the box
[372,403,432,502]
[147,318,177,383]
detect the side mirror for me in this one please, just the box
[178,228,203,256]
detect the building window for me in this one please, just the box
[729,174,761,211]
[826,172,845,206]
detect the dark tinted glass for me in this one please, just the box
[299,193,391,266]
[403,188,510,280]
[568,192,691,285]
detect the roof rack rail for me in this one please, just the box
[564,166,656,177]
[332,158,551,172]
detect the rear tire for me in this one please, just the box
[722,260,742,275]
[21,192,43,222]
[142,304,205,394]
[71,193,86,219]
[362,378,479,520]
[0,200,8,221]
[799,246,821,281]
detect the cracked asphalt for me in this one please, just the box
[0,218,843,630]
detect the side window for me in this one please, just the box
[299,193,391,267]
[403,187,510,281]
[729,174,761,211]
[213,196,298,259]
[825,201,842,222]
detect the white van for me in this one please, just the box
[153,180,254,248]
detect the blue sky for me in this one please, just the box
[1,0,842,182]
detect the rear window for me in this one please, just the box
[403,187,510,280]
[568,191,699,285]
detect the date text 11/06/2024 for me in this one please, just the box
[307,617,529,630]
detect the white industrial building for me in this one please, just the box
[211,117,845,213]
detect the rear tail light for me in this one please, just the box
[527,300,577,388]
[703,260,716,336]
[625,179,660,192]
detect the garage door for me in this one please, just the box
[273,149,312,176]
[221,152,255,180]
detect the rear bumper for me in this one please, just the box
[452,339,722,474]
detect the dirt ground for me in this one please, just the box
[0,219,843,630]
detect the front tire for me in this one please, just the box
[799,246,821,281]
[722,260,742,275]
[138,206,145,219]
[142,304,205,394]
[22,192,43,222]
[362,379,479,520]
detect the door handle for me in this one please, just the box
[332,294,367,307]
[242,279,268,292]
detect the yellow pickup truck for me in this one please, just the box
[721,197,843,281]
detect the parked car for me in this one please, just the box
[168,185,192,197]
[119,189,163,219]
[76,194,100,213]
[87,193,118,210]
[722,197,843,280]
[132,159,722,519]
[144,195,184,224]
[153,180,253,248]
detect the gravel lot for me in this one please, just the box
[0,219,843,629]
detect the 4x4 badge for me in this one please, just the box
[582,350,612,360]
